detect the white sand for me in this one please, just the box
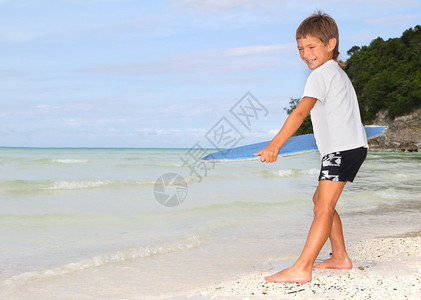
[187,234,421,299]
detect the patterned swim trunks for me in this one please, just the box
[319,147,368,182]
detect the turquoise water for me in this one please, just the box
[1,148,420,298]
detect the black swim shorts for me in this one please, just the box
[318,147,368,182]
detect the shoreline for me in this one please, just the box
[184,233,421,299]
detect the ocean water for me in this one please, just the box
[0,147,420,299]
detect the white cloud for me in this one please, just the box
[0,2,170,43]
[226,43,296,56]
[135,128,206,136]
[99,118,127,124]
[135,128,179,136]
[173,0,282,13]
[368,14,421,25]
[53,16,168,40]
[174,0,421,17]
[107,128,121,133]
[0,69,29,77]
[0,20,46,42]
[364,0,421,7]
[79,43,294,77]
[345,30,376,44]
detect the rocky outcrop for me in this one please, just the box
[367,109,421,152]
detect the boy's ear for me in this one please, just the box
[327,38,337,52]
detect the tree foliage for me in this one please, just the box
[345,25,421,122]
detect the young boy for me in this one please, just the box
[253,11,368,283]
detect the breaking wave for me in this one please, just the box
[263,168,319,178]
[2,235,200,287]
[51,159,89,164]
[0,178,156,193]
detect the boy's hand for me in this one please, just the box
[253,144,280,163]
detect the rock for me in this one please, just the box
[367,108,421,152]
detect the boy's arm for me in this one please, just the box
[253,97,317,163]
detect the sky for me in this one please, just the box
[0,0,420,148]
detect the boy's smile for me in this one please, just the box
[297,35,336,70]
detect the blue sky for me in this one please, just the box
[0,0,420,148]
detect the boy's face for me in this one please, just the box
[297,35,336,70]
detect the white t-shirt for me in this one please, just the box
[302,59,368,158]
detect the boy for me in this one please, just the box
[253,11,368,283]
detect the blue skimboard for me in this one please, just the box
[201,126,387,162]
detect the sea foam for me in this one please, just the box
[270,168,319,178]
[47,180,112,190]
[52,159,89,164]
[0,178,156,193]
[1,235,200,287]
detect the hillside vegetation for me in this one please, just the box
[345,25,421,122]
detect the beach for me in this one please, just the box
[0,148,420,299]
[188,234,421,299]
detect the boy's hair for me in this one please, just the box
[296,11,339,60]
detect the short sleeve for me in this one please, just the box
[302,69,327,103]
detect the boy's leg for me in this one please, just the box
[265,180,345,283]
[312,187,352,269]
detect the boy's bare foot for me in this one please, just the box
[314,256,352,269]
[264,267,311,283]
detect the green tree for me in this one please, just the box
[284,97,313,135]
[347,45,360,56]
[345,25,421,122]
